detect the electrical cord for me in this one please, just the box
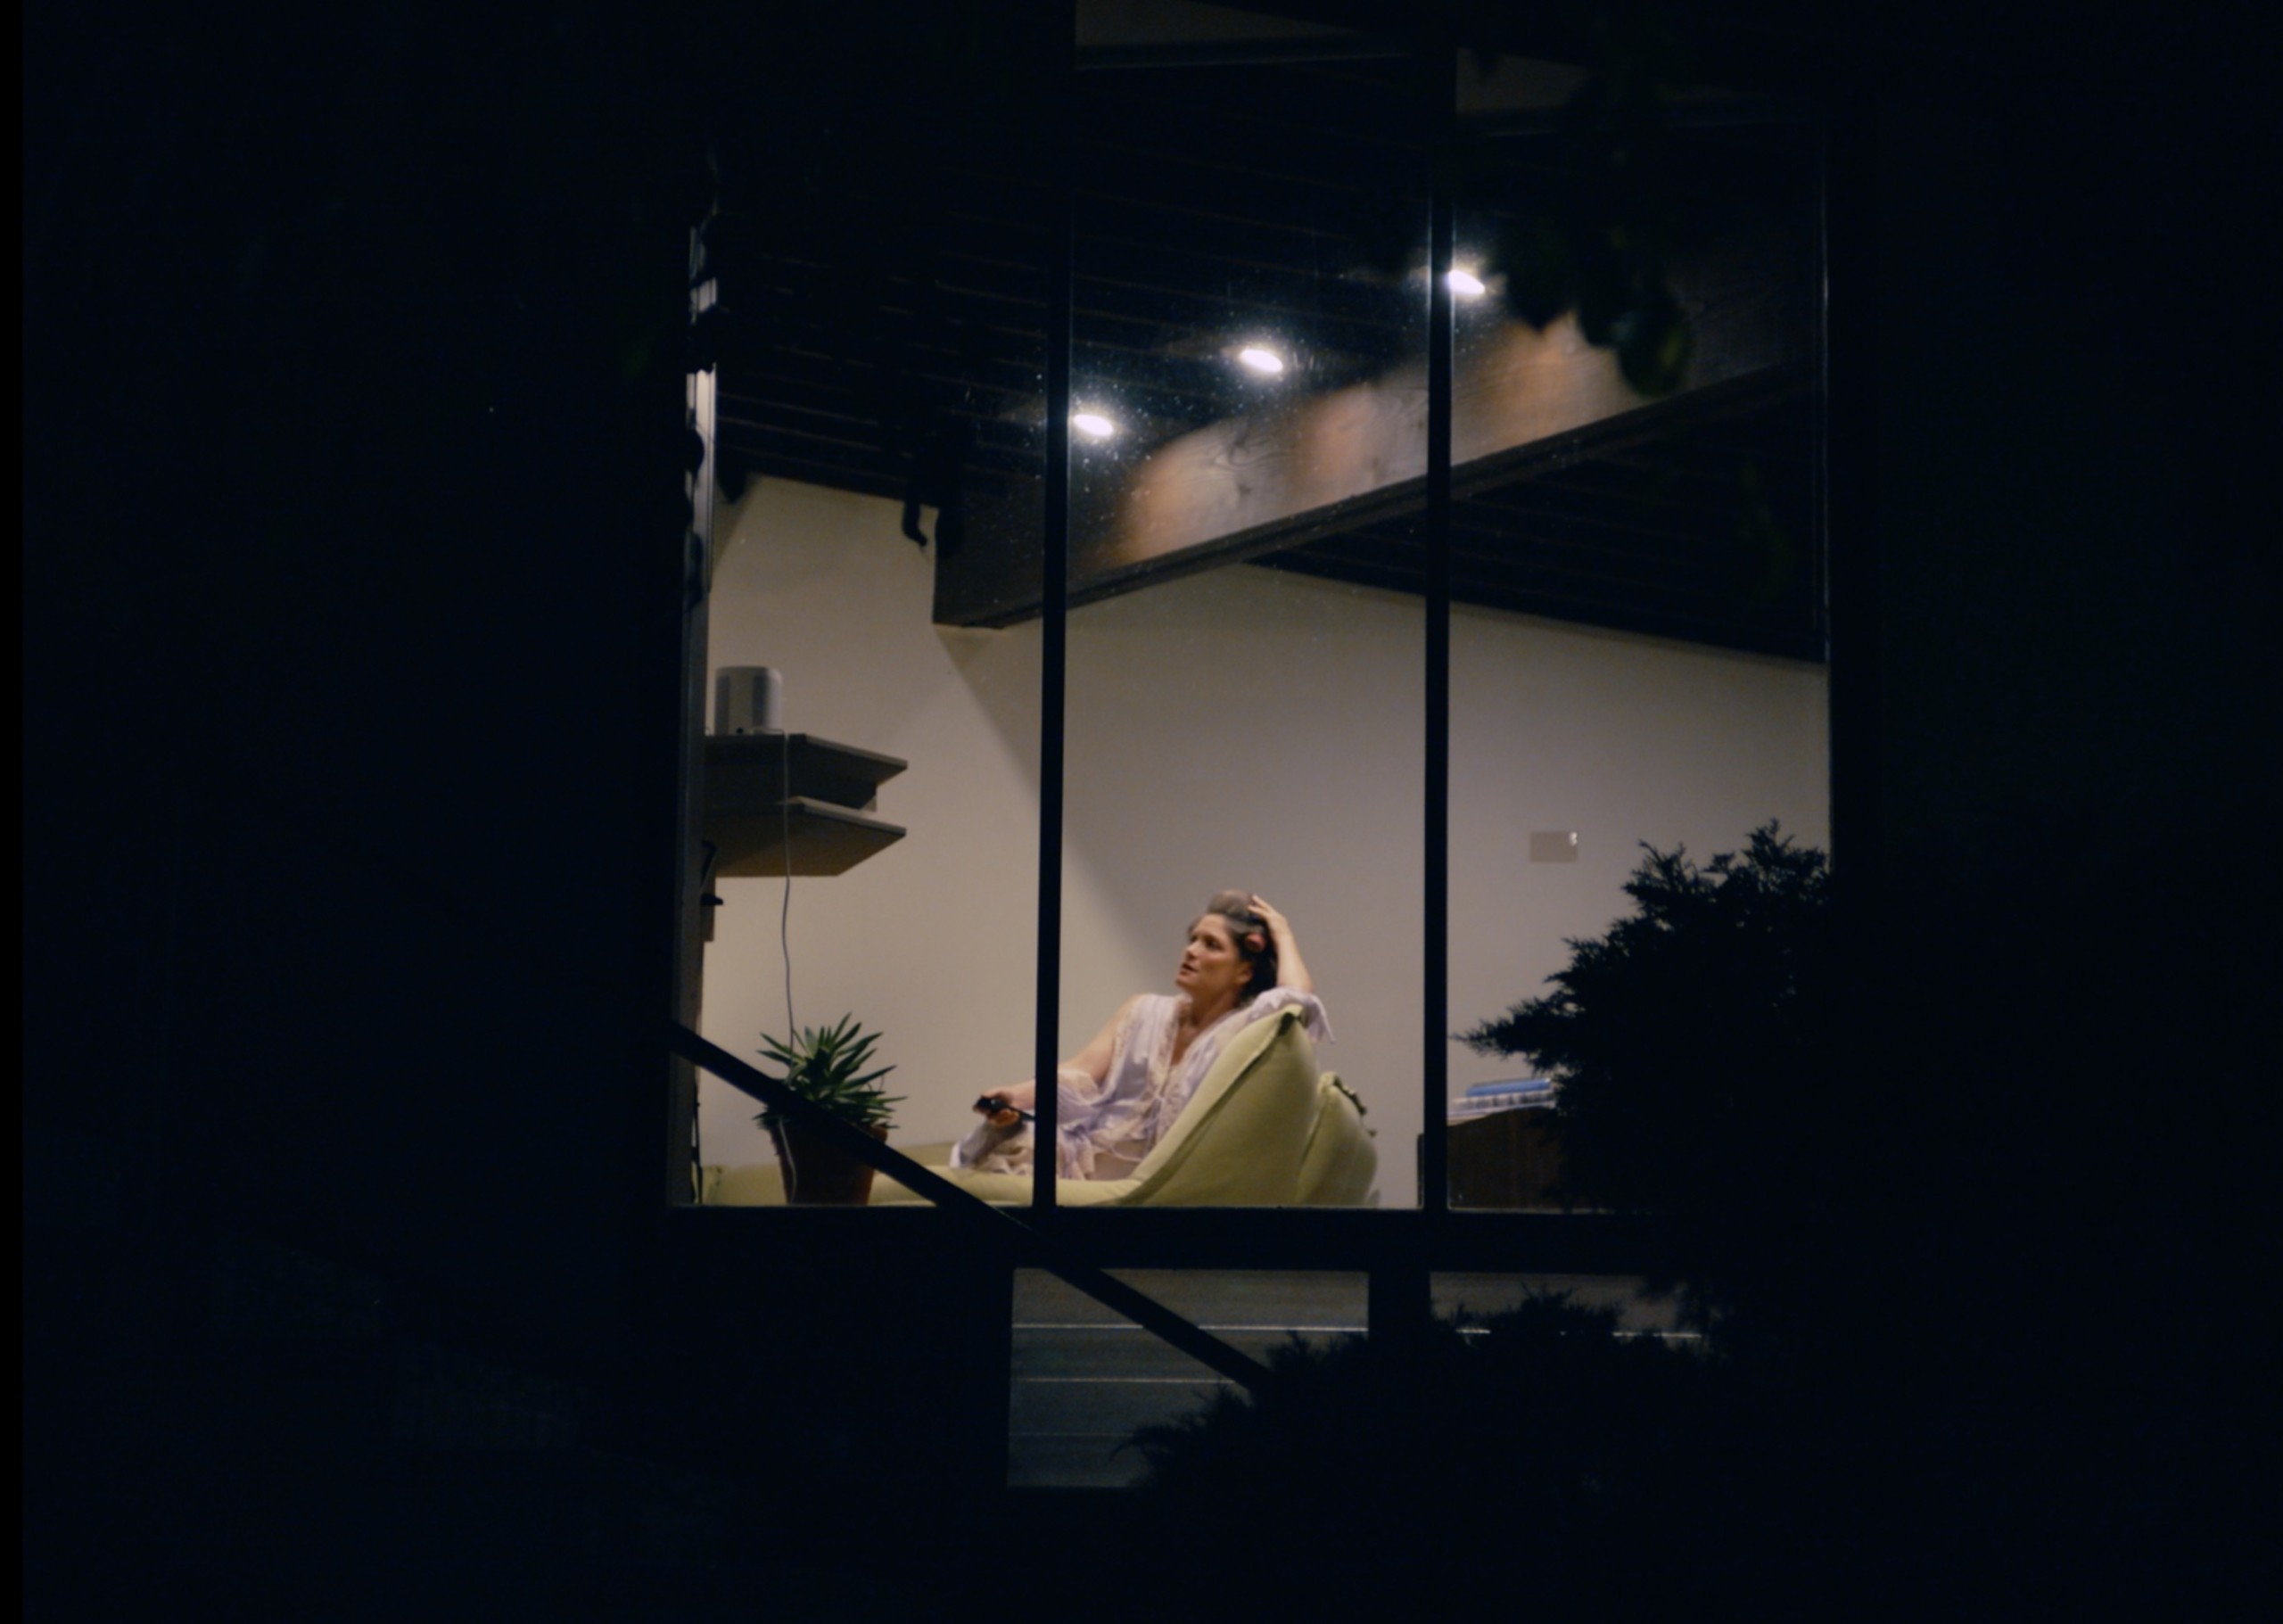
[776,723,798,1196]
[691,838,719,1198]
[779,724,795,1040]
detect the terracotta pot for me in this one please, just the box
[768,1120,889,1205]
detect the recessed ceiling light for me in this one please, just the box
[1072,410,1117,441]
[1446,268,1488,299]
[1236,345,1285,375]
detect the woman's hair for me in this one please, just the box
[1199,890,1277,1002]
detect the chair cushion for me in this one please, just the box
[1125,1004,1318,1205]
[710,1142,960,1206]
[919,1167,1142,1206]
[927,1003,1322,1207]
[1295,1073,1378,1206]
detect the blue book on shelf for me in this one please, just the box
[1466,1079,1553,1099]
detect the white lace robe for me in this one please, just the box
[952,987,1331,1180]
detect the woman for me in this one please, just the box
[953,892,1329,1180]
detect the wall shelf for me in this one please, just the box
[704,733,906,878]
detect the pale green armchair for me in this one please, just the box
[705,1004,1376,1208]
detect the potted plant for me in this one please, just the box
[754,1014,902,1205]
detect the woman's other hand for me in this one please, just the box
[977,1081,1034,1126]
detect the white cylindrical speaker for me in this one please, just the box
[714,666,784,734]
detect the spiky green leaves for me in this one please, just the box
[754,1013,902,1132]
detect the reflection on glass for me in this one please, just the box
[1010,1269,1367,1488]
[1431,1274,1688,1339]
[1444,45,1830,1208]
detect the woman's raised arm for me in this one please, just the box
[1249,894,1315,996]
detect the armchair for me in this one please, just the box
[705,1004,1375,1207]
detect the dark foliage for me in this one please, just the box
[1468,6,1704,394]
[1463,824,1842,1335]
[1135,1297,1710,1502]
[1120,1296,1829,1617]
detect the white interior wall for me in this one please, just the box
[1447,609,1833,1103]
[699,479,1043,1175]
[1055,562,1426,1197]
[700,479,1828,1206]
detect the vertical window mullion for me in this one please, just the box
[1421,40,1455,1219]
[1034,12,1074,1213]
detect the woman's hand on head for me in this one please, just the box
[1249,894,1315,995]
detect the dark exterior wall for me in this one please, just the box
[25,2,2272,1612]
[24,8,700,1608]
[24,0,696,1345]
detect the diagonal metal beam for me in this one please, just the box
[668,1022,1274,1392]
[934,216,1813,630]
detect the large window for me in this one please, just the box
[680,1,1827,1222]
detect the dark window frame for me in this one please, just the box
[666,0,1845,1344]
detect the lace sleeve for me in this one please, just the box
[1243,985,1331,1043]
[1052,1063,1107,1111]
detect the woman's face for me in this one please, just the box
[1175,915,1253,1005]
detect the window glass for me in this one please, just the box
[1432,1273,1691,1340]
[690,18,1053,1203]
[1443,45,1830,1207]
[1010,1268,1367,1487]
[1056,45,1430,1207]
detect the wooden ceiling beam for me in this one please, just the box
[1252,548,1822,664]
[935,221,1812,629]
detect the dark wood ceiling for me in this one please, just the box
[704,15,1826,662]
